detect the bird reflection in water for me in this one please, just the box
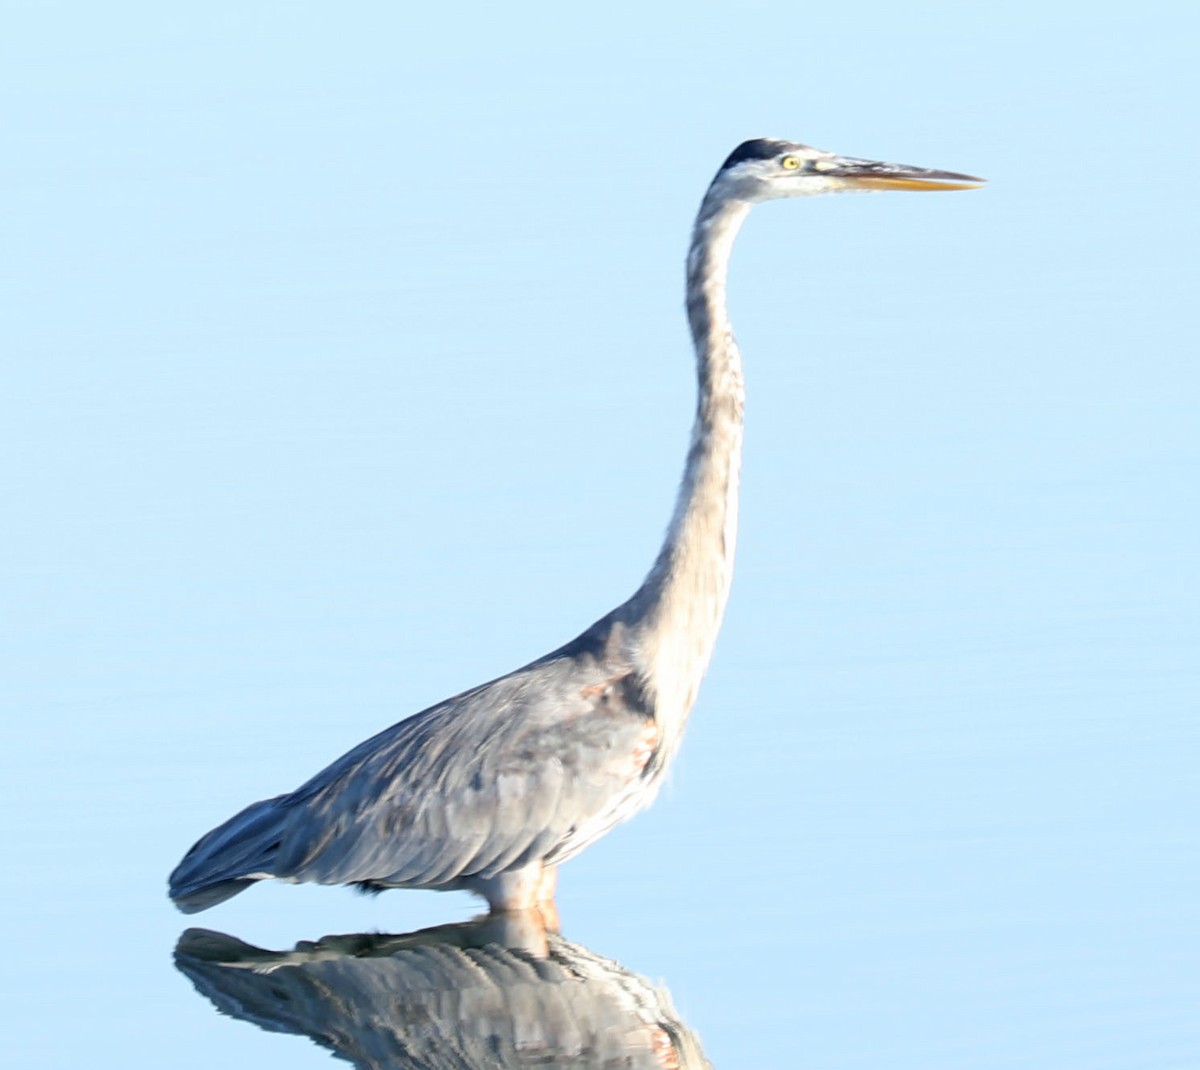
[174,914,711,1070]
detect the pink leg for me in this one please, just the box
[536,864,557,904]
[535,865,559,933]
[471,862,560,933]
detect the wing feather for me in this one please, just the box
[269,634,656,892]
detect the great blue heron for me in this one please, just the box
[169,138,983,920]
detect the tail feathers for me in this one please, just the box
[170,795,289,913]
[173,878,259,914]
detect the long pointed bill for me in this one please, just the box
[824,155,985,192]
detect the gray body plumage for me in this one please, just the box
[173,620,660,911]
[170,138,982,915]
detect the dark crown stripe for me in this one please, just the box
[719,138,792,171]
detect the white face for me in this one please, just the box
[711,140,984,204]
[715,145,853,201]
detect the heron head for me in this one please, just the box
[710,138,985,203]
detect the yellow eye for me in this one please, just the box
[781,155,802,170]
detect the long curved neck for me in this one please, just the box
[625,191,751,738]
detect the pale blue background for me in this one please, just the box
[2,2,1196,1067]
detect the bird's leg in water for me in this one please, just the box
[536,864,557,904]
[475,861,559,931]
[475,908,555,956]
[535,865,559,933]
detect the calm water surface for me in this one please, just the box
[4,5,1198,1067]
